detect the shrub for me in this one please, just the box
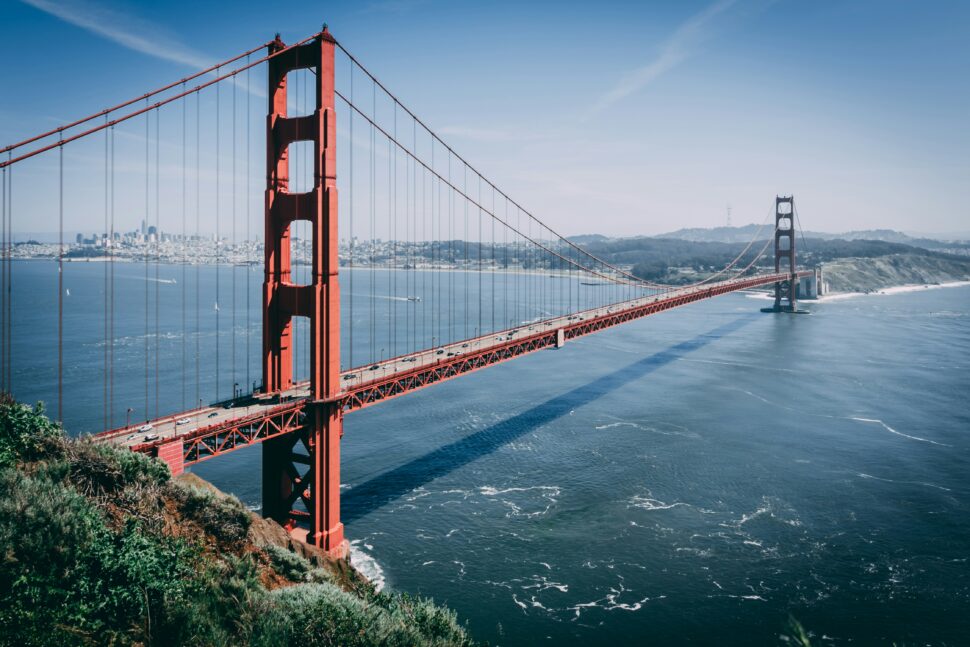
[264,544,335,585]
[63,441,170,498]
[0,399,63,467]
[169,482,252,546]
[251,583,475,647]
[0,469,106,645]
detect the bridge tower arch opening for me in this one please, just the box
[262,28,346,557]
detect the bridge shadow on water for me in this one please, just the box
[342,314,757,523]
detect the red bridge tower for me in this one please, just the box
[261,28,346,557]
[767,195,798,313]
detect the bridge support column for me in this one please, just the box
[308,402,345,555]
[155,438,184,477]
[262,27,346,557]
[261,433,297,525]
[763,195,800,313]
[259,407,344,556]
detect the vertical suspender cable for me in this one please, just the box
[463,166,468,340]
[477,175,482,338]
[109,125,115,429]
[447,152,452,344]
[464,165,468,340]
[144,105,150,419]
[293,69,299,380]
[370,82,376,363]
[1,160,5,393]
[349,66,354,370]
[103,124,108,430]
[246,60,251,392]
[391,105,396,358]
[195,92,201,408]
[232,72,237,395]
[489,185,494,334]
[215,73,221,402]
[5,158,10,390]
[503,197,507,330]
[154,110,160,420]
[427,145,432,347]
[182,83,187,410]
[404,125,409,353]
[58,143,63,421]
[286,74,298,379]
[381,139,388,360]
[6,157,11,390]
[422,160,427,351]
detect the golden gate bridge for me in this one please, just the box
[0,26,810,556]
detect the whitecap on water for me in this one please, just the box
[849,417,950,447]
[628,494,688,512]
[349,539,386,592]
[478,485,561,518]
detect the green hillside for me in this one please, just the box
[0,396,476,647]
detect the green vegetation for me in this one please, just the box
[0,395,476,646]
[556,234,970,286]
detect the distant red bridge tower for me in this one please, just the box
[766,195,799,313]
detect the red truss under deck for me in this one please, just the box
[107,271,809,468]
[180,404,307,464]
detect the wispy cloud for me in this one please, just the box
[21,0,266,98]
[586,0,737,117]
[21,0,212,69]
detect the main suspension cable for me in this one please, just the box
[1,31,323,169]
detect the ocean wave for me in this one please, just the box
[349,540,385,592]
[566,581,665,619]
[857,472,952,492]
[595,419,695,437]
[728,496,802,529]
[628,494,688,512]
[849,417,950,447]
[479,485,561,518]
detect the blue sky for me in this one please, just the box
[1,0,968,237]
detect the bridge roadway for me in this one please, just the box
[95,271,808,464]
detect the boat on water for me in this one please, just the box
[407,296,422,302]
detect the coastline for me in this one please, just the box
[745,280,970,302]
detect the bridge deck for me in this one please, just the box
[94,272,808,463]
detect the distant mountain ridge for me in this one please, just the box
[653,225,968,247]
